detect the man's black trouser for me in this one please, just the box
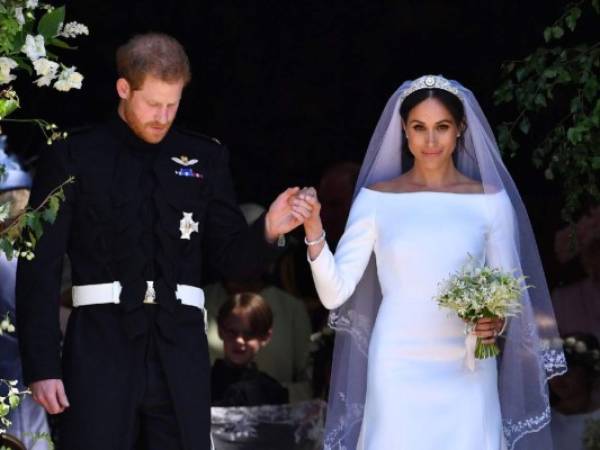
[58,306,192,450]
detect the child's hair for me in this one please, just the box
[217,292,273,339]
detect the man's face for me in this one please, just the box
[117,75,184,144]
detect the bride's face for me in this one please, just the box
[402,98,461,170]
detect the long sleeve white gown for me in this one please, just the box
[309,187,513,450]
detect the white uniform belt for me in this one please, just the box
[72,281,205,310]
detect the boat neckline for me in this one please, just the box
[362,187,498,196]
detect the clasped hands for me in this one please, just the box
[264,186,322,242]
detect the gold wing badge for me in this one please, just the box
[172,155,203,179]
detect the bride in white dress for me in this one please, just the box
[291,76,566,450]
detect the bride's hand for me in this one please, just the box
[291,187,323,238]
[474,317,505,344]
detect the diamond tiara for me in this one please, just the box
[399,75,461,102]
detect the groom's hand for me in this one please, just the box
[264,187,313,242]
[30,378,70,414]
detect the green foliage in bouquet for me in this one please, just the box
[494,0,600,223]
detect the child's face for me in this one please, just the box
[218,308,271,367]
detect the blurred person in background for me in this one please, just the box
[0,141,51,449]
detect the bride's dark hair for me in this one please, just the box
[399,88,465,125]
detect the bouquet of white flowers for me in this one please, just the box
[436,257,528,368]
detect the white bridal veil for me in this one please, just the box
[324,75,567,450]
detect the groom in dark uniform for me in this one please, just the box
[16,33,310,450]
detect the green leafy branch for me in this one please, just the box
[0,378,29,435]
[0,175,74,260]
[494,0,600,222]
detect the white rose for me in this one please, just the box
[26,0,38,8]
[22,34,46,61]
[33,58,59,87]
[14,7,25,25]
[0,57,18,85]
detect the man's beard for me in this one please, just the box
[122,106,172,144]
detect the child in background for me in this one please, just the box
[211,292,289,406]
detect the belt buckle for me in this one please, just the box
[143,283,157,305]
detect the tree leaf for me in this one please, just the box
[37,6,66,38]
[0,98,20,119]
[0,203,9,222]
[570,96,582,114]
[0,238,14,260]
[8,395,19,409]
[10,29,26,53]
[552,26,564,40]
[566,127,581,144]
[42,206,57,224]
[25,213,43,238]
[519,116,530,135]
[534,93,547,107]
[49,37,76,50]
[0,402,9,417]
[565,7,582,31]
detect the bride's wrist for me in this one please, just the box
[304,223,324,240]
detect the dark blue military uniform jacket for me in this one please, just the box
[16,115,282,449]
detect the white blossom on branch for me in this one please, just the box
[53,66,83,92]
[33,57,59,87]
[21,34,46,61]
[59,21,89,39]
[0,57,18,85]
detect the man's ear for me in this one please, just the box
[116,78,131,100]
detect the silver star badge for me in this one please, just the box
[179,212,199,240]
[171,155,199,167]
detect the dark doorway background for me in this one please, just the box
[7,0,594,287]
